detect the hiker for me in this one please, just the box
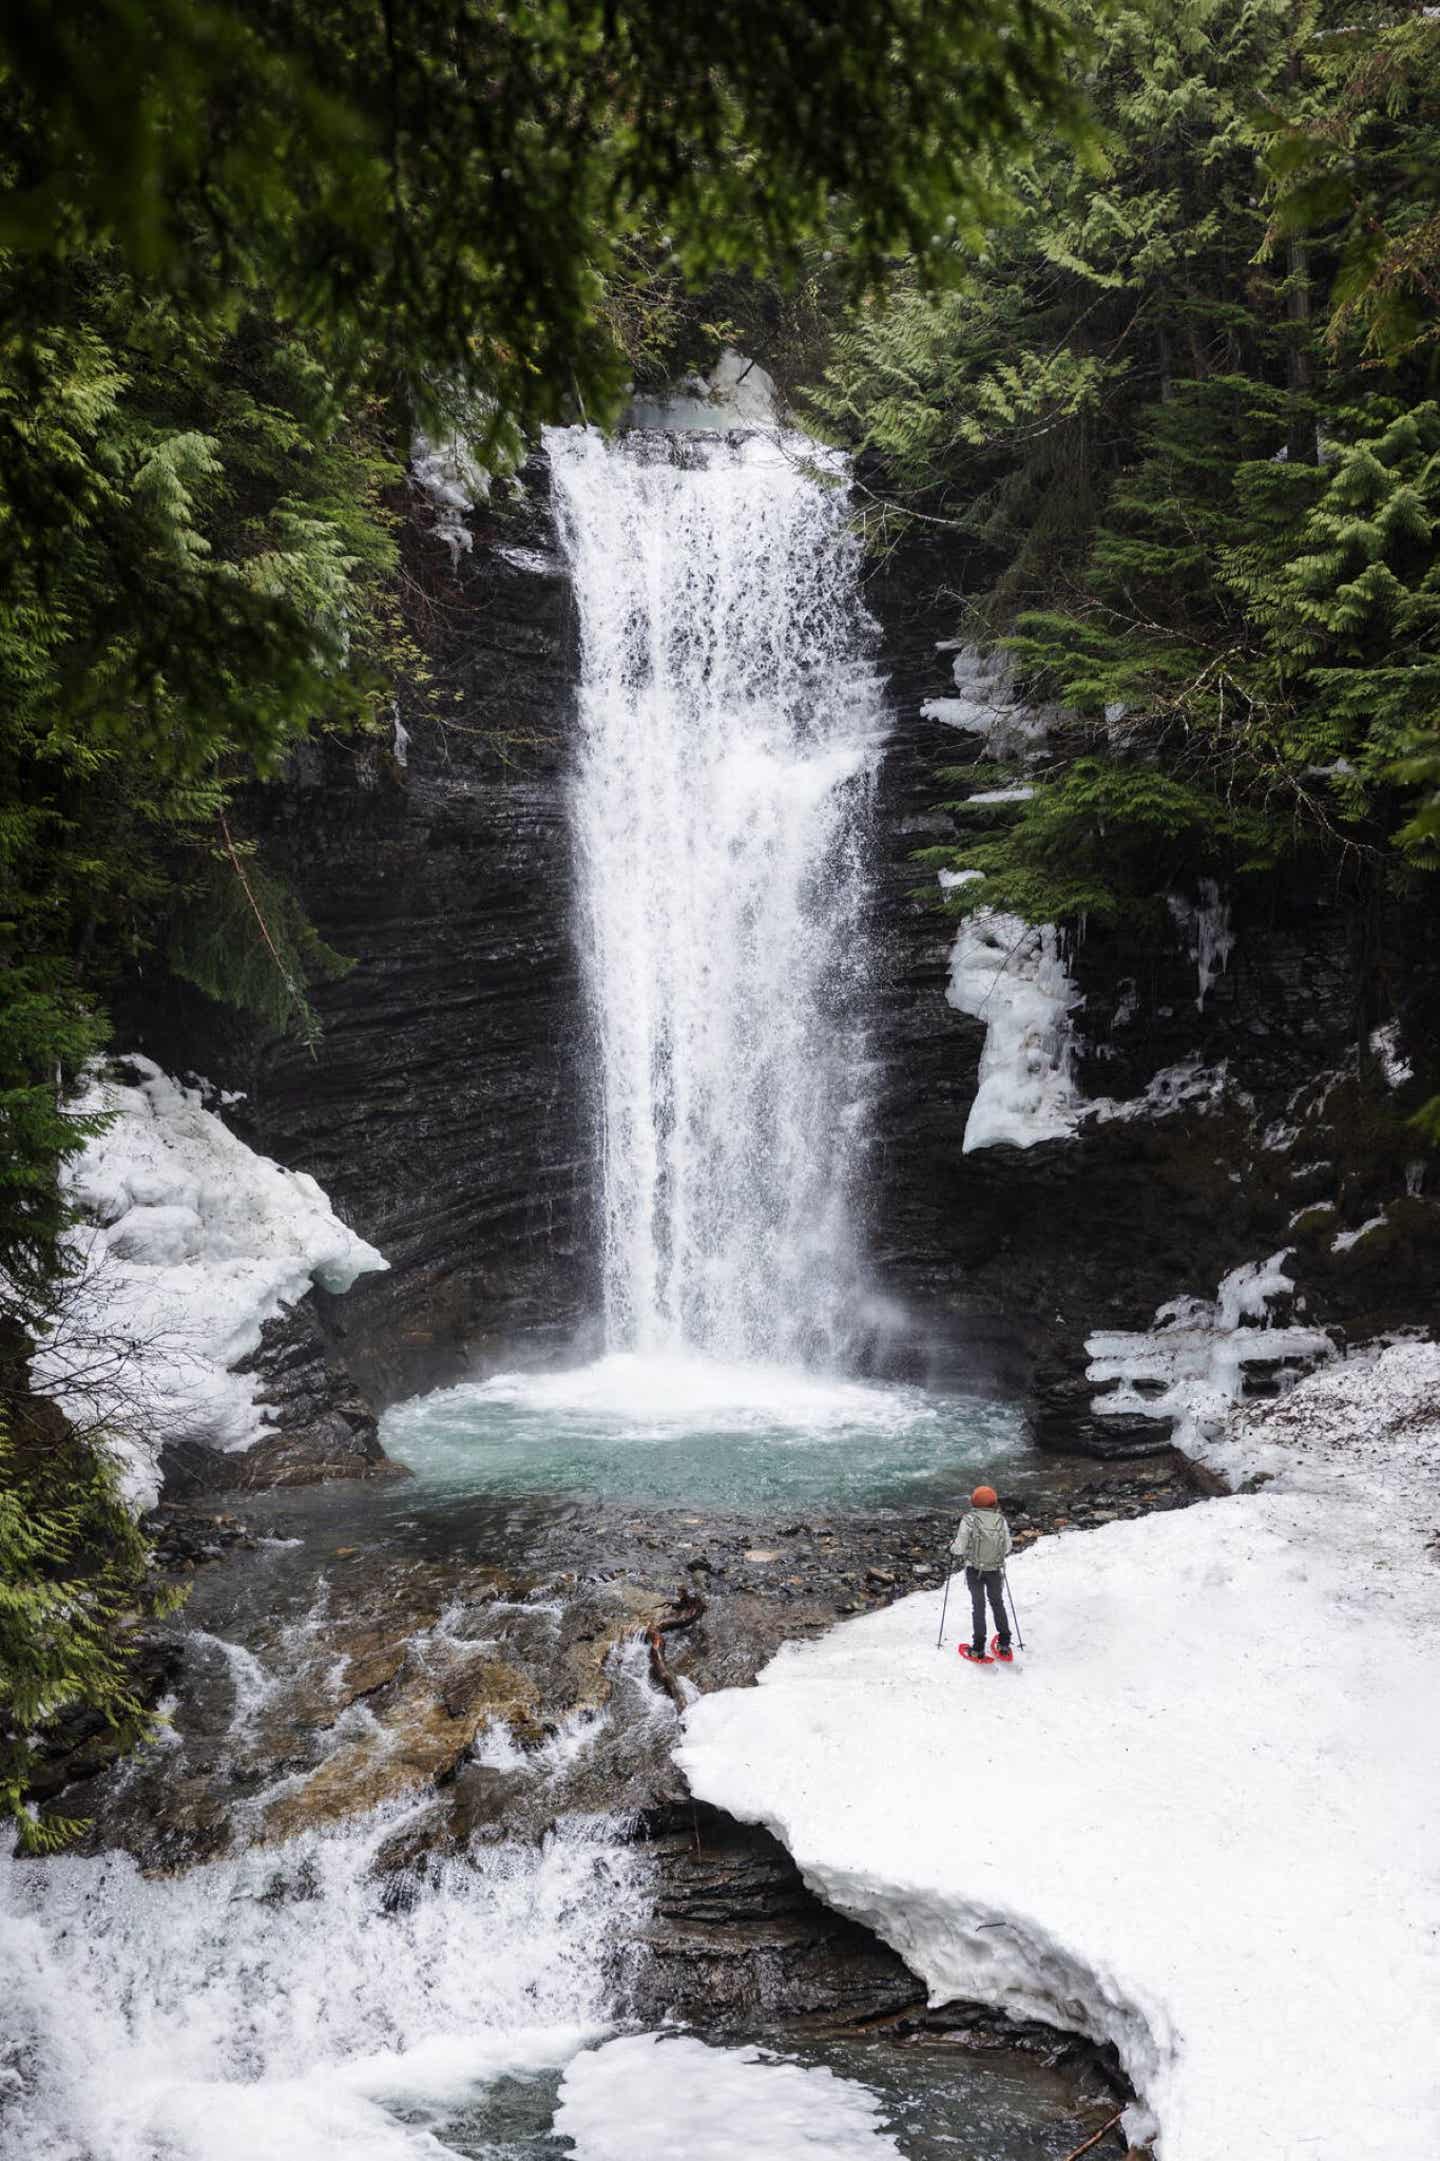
[952,1484,1013,1665]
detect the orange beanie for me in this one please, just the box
[971,1485,998,1508]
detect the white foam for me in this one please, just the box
[0,1805,649,2161]
[400,1352,941,1442]
[554,2033,903,2160]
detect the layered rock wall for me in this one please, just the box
[122,454,1440,1474]
[121,457,596,1433]
[862,532,1440,1447]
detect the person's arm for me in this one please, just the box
[1001,1517,1013,1561]
[950,1512,973,1562]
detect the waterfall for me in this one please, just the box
[548,426,883,1370]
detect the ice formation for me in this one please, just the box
[1084,1248,1331,1449]
[1087,1059,1234,1125]
[1166,879,1234,1010]
[34,1057,386,1507]
[921,645,1050,762]
[1370,1020,1414,1088]
[410,428,490,564]
[946,912,1079,1151]
[678,1342,1440,2161]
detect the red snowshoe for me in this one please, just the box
[958,1646,994,1666]
[989,1635,1015,1664]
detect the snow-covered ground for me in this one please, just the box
[678,1344,1440,2161]
[34,1057,386,1507]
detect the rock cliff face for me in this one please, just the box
[123,457,599,1443]
[124,448,1439,1481]
[862,531,1440,1447]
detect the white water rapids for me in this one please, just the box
[548,425,883,1369]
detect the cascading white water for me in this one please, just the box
[547,426,883,1370]
[0,1803,651,2161]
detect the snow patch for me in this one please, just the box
[1087,1060,1237,1127]
[34,1058,386,1508]
[945,913,1079,1151]
[1085,1249,1333,1450]
[677,1343,1440,2161]
[966,785,1034,805]
[554,2034,902,2161]
[1331,1212,1388,1254]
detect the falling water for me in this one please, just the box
[548,426,884,1369]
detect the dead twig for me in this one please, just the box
[644,1625,689,1711]
[654,1586,706,1634]
[1059,2109,1128,2161]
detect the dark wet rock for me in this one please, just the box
[158,1297,403,1497]
[860,527,1440,1447]
[628,1803,920,2027]
[116,457,593,1426]
[45,1461,1205,1867]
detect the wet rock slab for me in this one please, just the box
[52,1454,1203,1874]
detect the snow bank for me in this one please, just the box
[35,1058,386,1507]
[946,913,1079,1150]
[677,1342,1440,2161]
[1085,1249,1332,1450]
[554,2035,903,2161]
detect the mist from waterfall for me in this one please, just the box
[548,426,883,1371]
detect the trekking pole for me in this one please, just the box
[936,1552,953,1650]
[1003,1566,1025,1652]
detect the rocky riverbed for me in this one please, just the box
[14,1451,1202,2157]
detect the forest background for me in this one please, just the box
[2,0,1437,1842]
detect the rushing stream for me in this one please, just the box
[0,415,1097,2161]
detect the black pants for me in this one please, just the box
[967,1567,1009,1653]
